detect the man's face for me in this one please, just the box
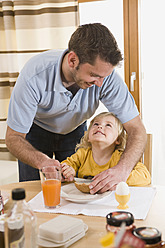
[71,57,114,89]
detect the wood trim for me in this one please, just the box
[123,0,141,114]
[143,134,152,175]
[123,0,131,92]
[78,0,103,3]
[123,0,130,94]
[129,0,140,112]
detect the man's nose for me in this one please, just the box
[94,78,104,87]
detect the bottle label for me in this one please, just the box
[139,227,158,237]
[10,233,25,248]
[0,199,4,215]
[112,212,129,220]
[117,230,145,248]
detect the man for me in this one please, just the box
[5,23,147,193]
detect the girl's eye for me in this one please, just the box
[106,124,112,127]
[93,123,99,126]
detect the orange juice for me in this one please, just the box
[42,179,61,207]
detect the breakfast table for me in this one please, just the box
[1,181,165,247]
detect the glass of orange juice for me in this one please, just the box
[40,166,61,209]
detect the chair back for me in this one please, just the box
[143,134,152,175]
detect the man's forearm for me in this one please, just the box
[118,116,147,177]
[6,127,50,169]
[119,127,147,169]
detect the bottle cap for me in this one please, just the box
[100,232,115,247]
[106,211,134,227]
[12,188,25,200]
[133,227,161,245]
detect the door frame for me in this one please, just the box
[123,0,141,114]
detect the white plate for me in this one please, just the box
[61,183,110,203]
[1,191,9,205]
[74,177,93,183]
[37,223,88,248]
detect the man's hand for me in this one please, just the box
[89,165,127,194]
[40,158,61,170]
[61,163,76,181]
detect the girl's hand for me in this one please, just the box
[61,163,75,181]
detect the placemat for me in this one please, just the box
[28,185,156,220]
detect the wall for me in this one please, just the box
[79,0,124,126]
[141,0,165,185]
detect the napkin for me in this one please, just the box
[28,185,156,220]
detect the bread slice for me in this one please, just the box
[74,182,90,193]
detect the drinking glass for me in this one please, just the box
[40,166,61,209]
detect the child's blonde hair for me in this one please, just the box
[76,112,127,151]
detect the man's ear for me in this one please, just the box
[67,51,79,69]
[115,138,120,145]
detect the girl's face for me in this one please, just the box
[88,115,119,147]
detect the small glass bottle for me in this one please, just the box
[4,188,37,248]
[133,227,165,248]
[0,214,6,248]
[0,190,4,215]
[106,211,135,233]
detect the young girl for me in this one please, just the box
[61,112,151,187]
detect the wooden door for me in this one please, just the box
[123,0,141,114]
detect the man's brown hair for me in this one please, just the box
[68,23,123,66]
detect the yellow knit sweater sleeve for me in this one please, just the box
[126,161,151,186]
[61,148,87,173]
[110,150,151,186]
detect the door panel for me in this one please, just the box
[123,0,141,113]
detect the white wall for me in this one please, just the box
[79,0,124,126]
[141,0,165,185]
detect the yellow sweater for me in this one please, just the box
[62,148,151,186]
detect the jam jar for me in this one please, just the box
[106,211,135,233]
[133,227,165,248]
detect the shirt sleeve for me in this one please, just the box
[7,72,42,133]
[100,70,139,124]
[61,148,87,173]
[109,150,151,186]
[126,162,151,186]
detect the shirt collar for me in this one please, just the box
[54,49,69,92]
